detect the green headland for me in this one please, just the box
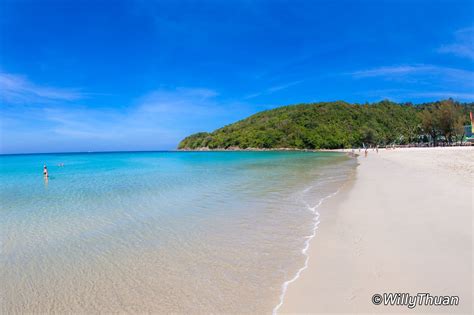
[178,99,474,150]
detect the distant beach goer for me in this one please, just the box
[376,145,379,153]
[364,148,368,157]
[43,164,49,177]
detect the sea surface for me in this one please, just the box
[0,151,355,313]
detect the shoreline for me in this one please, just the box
[272,186,351,314]
[278,147,473,314]
[273,155,358,314]
[178,144,473,153]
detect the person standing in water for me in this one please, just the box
[43,164,48,177]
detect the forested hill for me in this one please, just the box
[178,100,474,150]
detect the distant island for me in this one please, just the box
[178,99,474,150]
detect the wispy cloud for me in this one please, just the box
[42,107,120,140]
[350,65,432,78]
[348,64,474,87]
[0,73,84,104]
[267,81,302,93]
[353,63,474,102]
[5,86,254,150]
[137,87,220,114]
[438,26,474,60]
[409,91,474,100]
[357,89,474,102]
[244,80,302,99]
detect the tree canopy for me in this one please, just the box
[178,100,473,150]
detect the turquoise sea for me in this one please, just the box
[0,151,355,313]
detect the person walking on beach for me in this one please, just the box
[364,148,368,157]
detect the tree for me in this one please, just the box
[420,109,439,146]
[437,99,465,144]
[453,116,466,144]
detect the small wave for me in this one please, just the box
[272,187,341,315]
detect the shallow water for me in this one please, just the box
[0,151,355,313]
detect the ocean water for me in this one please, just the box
[0,151,355,313]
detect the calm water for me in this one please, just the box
[0,151,355,313]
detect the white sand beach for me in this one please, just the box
[279,147,473,314]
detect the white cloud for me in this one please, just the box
[357,89,474,102]
[137,87,219,114]
[438,26,474,60]
[244,80,302,99]
[349,64,474,87]
[350,65,431,78]
[267,81,302,93]
[30,87,253,149]
[0,73,84,104]
[0,73,245,149]
[409,91,474,100]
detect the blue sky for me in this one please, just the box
[1,0,473,153]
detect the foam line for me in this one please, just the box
[272,188,341,315]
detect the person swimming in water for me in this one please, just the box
[43,164,49,177]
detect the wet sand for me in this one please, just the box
[279,147,473,314]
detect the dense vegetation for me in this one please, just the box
[178,99,473,150]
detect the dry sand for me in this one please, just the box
[279,147,473,314]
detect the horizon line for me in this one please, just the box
[0,149,182,156]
